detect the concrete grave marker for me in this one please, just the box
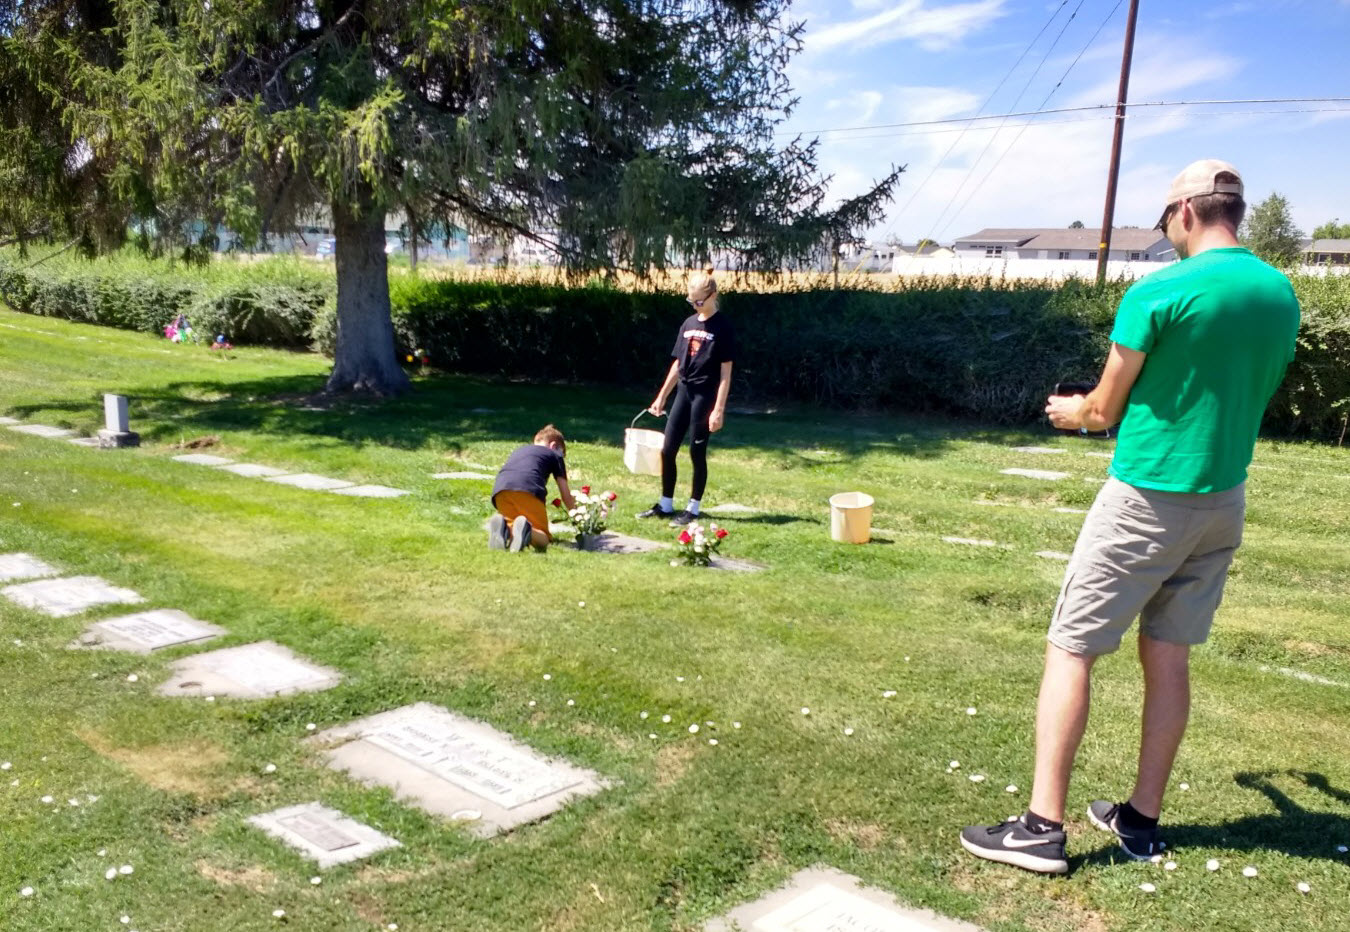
[0,416,20,425]
[1011,446,1065,455]
[1000,468,1069,481]
[708,555,767,573]
[313,703,610,836]
[331,485,411,498]
[1052,507,1088,514]
[98,394,140,448]
[216,462,289,478]
[432,472,495,480]
[578,531,668,555]
[73,609,226,654]
[707,867,988,932]
[172,453,234,466]
[264,473,355,491]
[942,537,999,548]
[158,641,341,698]
[8,424,75,439]
[706,503,757,514]
[2,576,144,617]
[0,553,61,583]
[1085,451,1114,459]
[248,802,400,868]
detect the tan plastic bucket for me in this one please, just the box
[624,410,665,476]
[829,491,874,544]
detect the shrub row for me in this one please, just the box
[0,250,331,349]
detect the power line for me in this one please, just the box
[779,96,1350,138]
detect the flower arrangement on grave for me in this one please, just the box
[163,313,198,344]
[674,521,728,567]
[553,485,617,537]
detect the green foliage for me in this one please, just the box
[0,250,332,348]
[1241,193,1305,267]
[1311,219,1350,240]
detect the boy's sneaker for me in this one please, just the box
[487,514,510,550]
[637,503,674,519]
[509,516,533,552]
[669,510,698,527]
[1087,801,1165,860]
[959,816,1069,874]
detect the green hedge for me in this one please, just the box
[0,250,331,349]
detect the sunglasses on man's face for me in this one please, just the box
[1156,201,1180,232]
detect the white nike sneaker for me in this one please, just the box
[960,816,1069,874]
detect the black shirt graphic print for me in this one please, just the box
[671,312,736,389]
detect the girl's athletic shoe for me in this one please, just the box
[1087,801,1165,860]
[637,503,675,519]
[959,817,1069,874]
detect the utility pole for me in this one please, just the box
[1095,0,1141,287]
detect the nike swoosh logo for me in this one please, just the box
[1003,833,1049,849]
[693,439,708,445]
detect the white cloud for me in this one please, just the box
[806,0,1007,54]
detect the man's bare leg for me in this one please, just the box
[1027,642,1098,822]
[1128,634,1191,818]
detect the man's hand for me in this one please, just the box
[1045,394,1086,430]
[708,408,725,433]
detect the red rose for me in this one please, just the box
[715,528,728,539]
[678,530,692,544]
[552,498,562,507]
[607,491,617,501]
[581,485,591,494]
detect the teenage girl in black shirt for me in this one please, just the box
[638,268,736,526]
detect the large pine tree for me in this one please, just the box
[2,0,902,395]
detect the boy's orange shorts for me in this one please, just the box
[492,490,551,542]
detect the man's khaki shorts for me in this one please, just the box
[1048,478,1245,656]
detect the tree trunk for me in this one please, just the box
[408,208,419,272]
[325,188,411,396]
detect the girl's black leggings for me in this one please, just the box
[662,385,715,500]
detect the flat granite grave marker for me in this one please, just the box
[432,471,495,480]
[0,553,61,583]
[8,424,75,439]
[579,531,668,555]
[313,703,610,836]
[172,453,234,466]
[216,462,290,478]
[1000,468,1070,481]
[1,576,144,617]
[158,641,341,698]
[248,802,401,868]
[706,503,757,514]
[708,555,767,573]
[0,416,20,425]
[264,473,355,491]
[73,609,226,653]
[1011,446,1065,455]
[706,867,987,932]
[332,485,411,498]
[1085,451,1114,459]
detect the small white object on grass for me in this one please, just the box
[661,714,671,723]
[1179,782,1190,790]
[105,868,117,880]
[1150,855,1163,864]
[1206,859,1220,872]
[801,707,810,716]
[1242,866,1258,878]
[688,724,699,734]
[1005,785,1018,793]
[68,798,79,806]
[305,723,316,732]
[263,763,277,774]
[639,711,649,719]
[1139,883,1156,894]
[388,925,399,931]
[1297,882,1311,894]
[577,601,585,608]
[882,690,897,698]
[843,727,854,736]
[310,876,322,886]
[1164,861,1178,871]
[118,865,133,876]
[542,673,551,680]
[204,696,215,702]
[708,739,718,746]
[40,795,53,804]
[0,762,9,770]
[949,760,961,770]
[566,699,575,707]
[675,676,684,682]
[272,909,286,918]
[527,700,536,707]
[121,917,131,924]
[966,707,977,716]
[648,733,657,739]
[126,674,138,683]
[20,886,34,897]
[97,849,106,857]
[968,774,985,783]
[732,721,742,729]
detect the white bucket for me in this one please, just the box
[624,410,665,476]
[829,491,874,544]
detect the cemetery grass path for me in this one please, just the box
[1,306,1348,932]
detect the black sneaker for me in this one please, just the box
[1087,801,1164,860]
[487,513,509,550]
[509,516,533,552]
[669,510,698,527]
[959,816,1069,874]
[637,503,675,519]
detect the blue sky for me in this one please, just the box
[778,0,1350,244]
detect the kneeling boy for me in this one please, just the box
[488,425,575,552]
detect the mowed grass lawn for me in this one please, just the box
[1,306,1348,932]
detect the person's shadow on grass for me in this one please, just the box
[1075,769,1350,868]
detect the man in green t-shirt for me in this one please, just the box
[960,160,1301,874]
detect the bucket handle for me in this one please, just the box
[631,408,665,428]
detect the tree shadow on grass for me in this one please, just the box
[15,371,965,463]
[1072,769,1350,869]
